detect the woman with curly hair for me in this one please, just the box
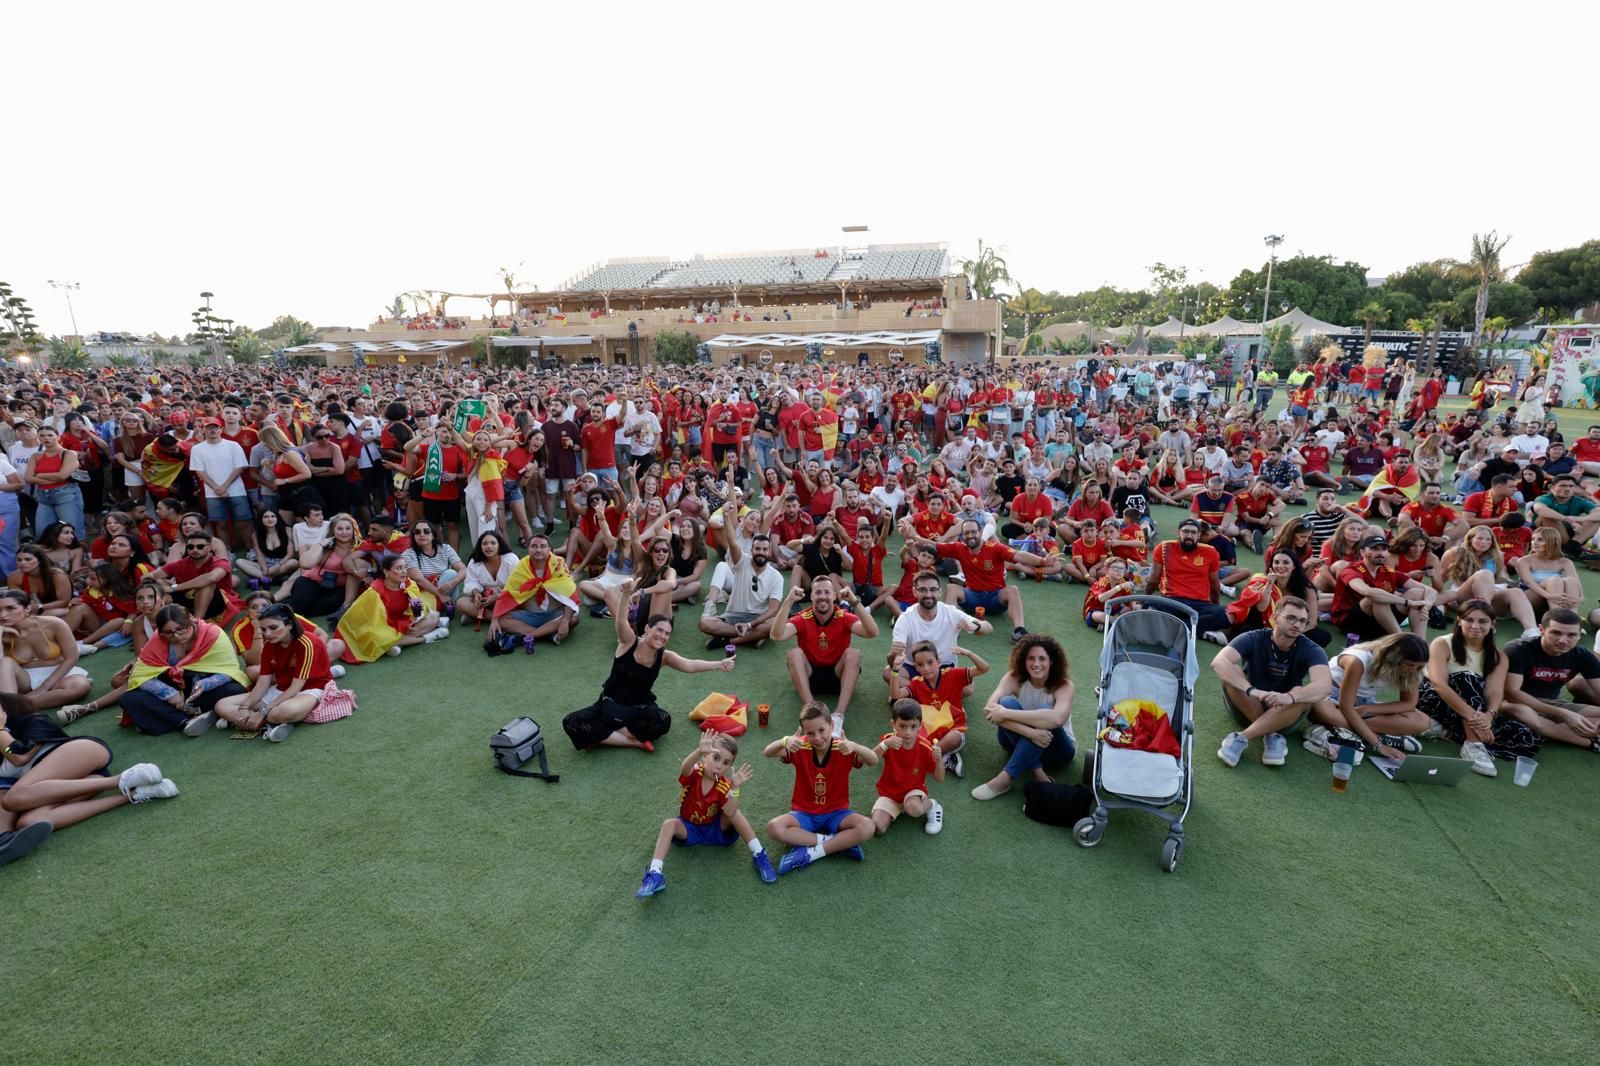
[971,633,1076,801]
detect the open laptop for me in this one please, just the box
[1369,754,1473,785]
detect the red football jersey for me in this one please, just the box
[259,631,333,691]
[875,732,938,802]
[1401,502,1458,538]
[784,740,861,814]
[791,608,857,668]
[1331,562,1401,622]
[936,541,1015,593]
[907,666,974,734]
[678,765,733,826]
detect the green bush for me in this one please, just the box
[655,330,699,367]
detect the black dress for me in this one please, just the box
[562,638,672,749]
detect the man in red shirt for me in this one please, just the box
[763,702,879,875]
[770,575,879,727]
[1229,477,1284,555]
[1145,519,1229,640]
[1331,536,1433,640]
[1462,473,1520,527]
[917,518,1044,642]
[579,398,620,483]
[799,393,839,463]
[910,493,958,542]
[769,493,816,571]
[155,532,240,621]
[1573,425,1600,477]
[832,486,873,537]
[1294,438,1339,490]
[1398,482,1465,553]
[1009,478,1056,531]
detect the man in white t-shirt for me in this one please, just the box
[622,397,661,478]
[885,572,992,685]
[188,418,258,559]
[1510,423,1549,465]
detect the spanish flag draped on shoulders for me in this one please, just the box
[140,436,187,498]
[337,578,426,663]
[129,620,248,691]
[1359,458,1421,512]
[491,553,578,620]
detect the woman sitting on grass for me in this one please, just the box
[206,605,347,743]
[0,691,178,868]
[456,531,518,625]
[8,545,74,620]
[54,581,174,726]
[67,538,154,647]
[336,553,449,662]
[233,508,297,591]
[1415,599,1540,778]
[1511,526,1584,617]
[1226,550,1332,647]
[970,634,1076,801]
[667,516,707,607]
[562,583,733,753]
[117,604,250,735]
[401,521,467,616]
[0,590,93,714]
[1305,632,1430,763]
[1435,525,1540,639]
[227,589,345,679]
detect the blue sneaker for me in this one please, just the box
[635,870,666,898]
[777,848,812,876]
[1217,731,1249,768]
[752,849,777,884]
[841,845,865,862]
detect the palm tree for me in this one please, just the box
[1469,230,1511,348]
[1482,315,1513,369]
[1355,300,1388,346]
[1006,287,1052,341]
[955,239,1013,301]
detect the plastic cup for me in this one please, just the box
[974,606,986,619]
[1513,756,1537,787]
[757,703,771,728]
[1331,761,1351,793]
[724,643,738,659]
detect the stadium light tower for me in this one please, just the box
[46,279,82,338]
[1260,234,1284,333]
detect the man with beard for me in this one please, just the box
[699,530,785,651]
[1145,518,1230,642]
[906,519,1044,643]
[770,574,879,734]
[884,571,992,686]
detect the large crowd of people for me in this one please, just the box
[0,348,1594,887]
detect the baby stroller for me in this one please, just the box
[1074,596,1197,873]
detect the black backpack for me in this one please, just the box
[1021,781,1093,828]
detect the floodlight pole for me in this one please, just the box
[1260,235,1283,335]
[46,280,82,339]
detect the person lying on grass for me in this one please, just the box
[0,690,178,868]
[763,700,878,876]
[634,730,775,899]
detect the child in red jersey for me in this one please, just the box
[1084,557,1138,630]
[635,731,775,898]
[868,699,946,836]
[1494,511,1532,563]
[762,701,879,876]
[891,639,990,778]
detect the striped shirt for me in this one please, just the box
[1304,509,1348,552]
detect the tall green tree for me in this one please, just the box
[1005,288,1053,340]
[1221,254,1371,325]
[956,239,1013,301]
[258,315,317,347]
[1469,230,1511,347]
[1515,239,1600,319]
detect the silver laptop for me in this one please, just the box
[1369,754,1473,785]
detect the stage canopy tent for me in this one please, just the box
[702,329,940,348]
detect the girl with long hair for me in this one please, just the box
[1226,550,1331,646]
[1309,632,1431,762]
[7,545,73,618]
[1512,526,1584,615]
[457,530,519,623]
[1416,599,1540,777]
[668,515,707,606]
[1436,524,1539,636]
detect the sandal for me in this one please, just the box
[57,704,97,725]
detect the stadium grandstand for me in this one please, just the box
[311,241,1000,370]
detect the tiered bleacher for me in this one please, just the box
[653,253,838,287]
[854,247,948,280]
[568,261,671,290]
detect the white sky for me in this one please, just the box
[5,0,1594,337]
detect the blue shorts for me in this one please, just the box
[206,495,253,522]
[791,809,850,836]
[677,817,737,847]
[1289,404,1308,418]
[503,483,524,503]
[960,587,1005,614]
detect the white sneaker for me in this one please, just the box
[264,723,296,743]
[75,642,99,657]
[1461,741,1497,777]
[924,800,944,835]
[386,645,403,657]
[1419,718,1449,741]
[423,627,450,644]
[945,750,965,778]
[1219,584,1239,599]
[329,664,346,679]
[118,762,163,798]
[130,778,179,803]
[1521,627,1542,641]
[182,711,218,737]
[1262,732,1288,766]
[1201,630,1228,645]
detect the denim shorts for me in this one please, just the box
[960,587,1005,614]
[508,606,564,628]
[502,483,524,503]
[205,495,253,522]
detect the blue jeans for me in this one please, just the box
[751,435,776,472]
[35,484,85,539]
[996,695,1075,780]
[0,491,18,575]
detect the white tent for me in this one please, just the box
[1263,306,1347,338]
[1190,315,1254,335]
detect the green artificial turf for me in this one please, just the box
[10,397,1600,1064]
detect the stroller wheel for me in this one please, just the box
[1073,817,1103,848]
[1160,837,1182,873]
